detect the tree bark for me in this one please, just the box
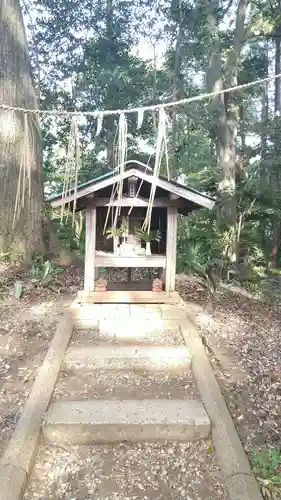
[260,44,269,183]
[105,0,115,168]
[0,0,45,262]
[170,0,184,180]
[205,0,234,219]
[260,44,269,265]
[205,0,248,263]
[271,12,281,267]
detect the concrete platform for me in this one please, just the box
[43,399,210,445]
[78,290,181,304]
[63,345,191,372]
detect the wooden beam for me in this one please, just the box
[90,197,184,208]
[165,207,178,293]
[95,255,166,268]
[84,205,96,294]
[169,193,179,200]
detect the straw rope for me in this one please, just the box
[0,73,279,117]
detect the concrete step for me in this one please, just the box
[73,304,186,329]
[43,399,210,445]
[53,368,198,401]
[63,345,191,372]
[71,320,184,346]
[74,316,174,329]
[25,441,225,500]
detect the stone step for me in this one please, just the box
[25,441,225,500]
[43,399,210,445]
[53,368,198,401]
[73,304,186,329]
[63,345,191,372]
[75,316,177,329]
[71,320,184,346]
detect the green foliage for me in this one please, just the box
[22,0,281,284]
[29,255,63,286]
[106,225,125,239]
[134,228,161,243]
[0,252,10,261]
[252,447,281,499]
[176,219,217,294]
[51,211,85,255]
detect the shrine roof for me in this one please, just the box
[48,163,215,212]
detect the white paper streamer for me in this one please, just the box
[137,108,144,129]
[96,113,103,136]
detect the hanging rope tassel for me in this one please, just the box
[137,109,144,130]
[96,113,103,137]
[60,117,76,223]
[113,112,128,228]
[103,113,128,235]
[143,108,168,233]
[13,111,32,229]
[72,117,81,227]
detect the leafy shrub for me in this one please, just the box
[252,447,281,499]
[176,218,218,294]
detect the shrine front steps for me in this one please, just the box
[63,345,191,372]
[44,304,210,445]
[43,399,210,445]
[72,303,187,331]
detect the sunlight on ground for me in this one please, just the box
[99,316,165,338]
[144,346,189,368]
[28,301,55,315]
[74,305,183,355]
[20,301,57,322]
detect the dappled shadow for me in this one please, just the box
[0,265,82,457]
[177,277,281,452]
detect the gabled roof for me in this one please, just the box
[48,165,215,211]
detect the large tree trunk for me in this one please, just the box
[205,0,247,263]
[0,0,45,262]
[205,0,234,217]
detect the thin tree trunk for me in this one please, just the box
[170,0,183,180]
[271,15,281,267]
[105,0,115,168]
[261,44,269,183]
[260,45,269,265]
[0,0,45,262]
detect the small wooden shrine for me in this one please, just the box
[49,164,215,302]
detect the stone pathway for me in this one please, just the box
[24,303,228,499]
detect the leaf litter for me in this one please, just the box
[177,276,281,498]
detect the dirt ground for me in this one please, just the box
[177,277,281,456]
[1,264,280,497]
[0,264,82,457]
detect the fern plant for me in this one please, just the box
[177,238,217,294]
